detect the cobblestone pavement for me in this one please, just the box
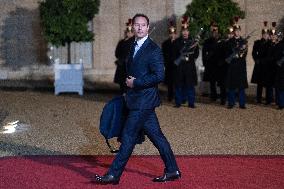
[0,89,283,157]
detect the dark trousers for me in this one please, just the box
[256,84,263,103]
[219,82,227,104]
[256,85,273,104]
[275,88,280,105]
[182,86,187,103]
[167,81,174,101]
[175,86,195,106]
[277,90,284,108]
[227,88,246,107]
[108,109,179,178]
[210,80,217,100]
[265,87,273,104]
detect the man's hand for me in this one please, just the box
[126,76,136,88]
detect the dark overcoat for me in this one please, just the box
[251,38,270,85]
[274,39,284,90]
[215,39,229,84]
[202,37,220,82]
[162,38,176,85]
[225,37,248,90]
[114,37,135,84]
[264,41,278,87]
[172,37,199,87]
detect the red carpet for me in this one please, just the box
[1,155,283,189]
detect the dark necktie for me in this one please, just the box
[133,41,139,57]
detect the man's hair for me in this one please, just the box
[132,13,150,26]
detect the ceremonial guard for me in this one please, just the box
[162,20,177,102]
[114,19,135,94]
[172,16,199,108]
[215,26,235,105]
[202,22,221,102]
[225,17,248,109]
[266,22,279,105]
[274,27,284,110]
[251,21,271,104]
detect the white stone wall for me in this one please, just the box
[0,0,47,70]
[0,0,283,85]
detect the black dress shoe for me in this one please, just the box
[227,105,234,109]
[174,104,181,108]
[167,98,173,102]
[278,106,284,110]
[153,170,181,182]
[94,174,119,185]
[239,106,246,109]
[188,105,195,108]
[210,98,217,102]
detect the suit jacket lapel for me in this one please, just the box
[133,38,150,62]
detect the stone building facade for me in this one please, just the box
[0,0,283,87]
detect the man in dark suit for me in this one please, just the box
[95,14,180,185]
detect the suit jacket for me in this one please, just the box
[125,37,164,110]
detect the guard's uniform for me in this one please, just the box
[173,37,199,107]
[202,36,221,101]
[225,36,248,108]
[251,21,272,104]
[161,23,177,101]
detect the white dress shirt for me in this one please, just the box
[133,35,148,57]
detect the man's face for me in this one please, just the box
[126,31,134,38]
[133,16,149,39]
[262,33,269,40]
[227,33,233,39]
[212,30,219,38]
[182,29,189,39]
[169,32,176,40]
[271,34,277,42]
[234,29,241,37]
